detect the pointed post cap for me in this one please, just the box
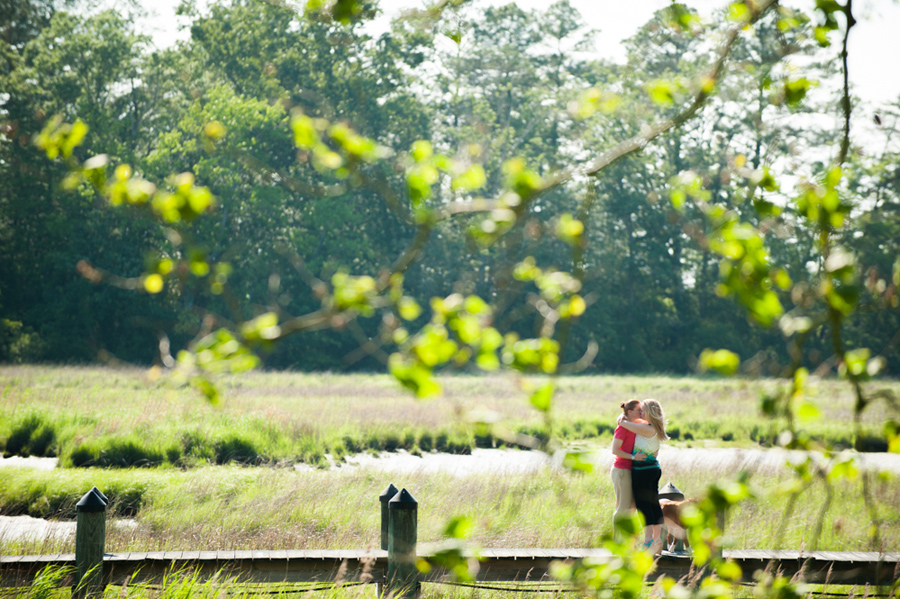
[380,483,399,504]
[659,481,685,501]
[388,488,417,509]
[90,486,109,504]
[77,488,108,513]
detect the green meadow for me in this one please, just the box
[2,460,898,556]
[2,366,898,598]
[0,365,892,469]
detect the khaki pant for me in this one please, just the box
[611,466,633,535]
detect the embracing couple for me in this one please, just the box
[610,398,669,552]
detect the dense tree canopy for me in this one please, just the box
[2,0,899,381]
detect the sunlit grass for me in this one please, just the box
[1,366,893,471]
[1,458,897,556]
[2,365,898,581]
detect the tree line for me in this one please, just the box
[2,0,899,378]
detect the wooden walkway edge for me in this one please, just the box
[2,549,899,588]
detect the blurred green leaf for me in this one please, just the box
[451,164,486,191]
[886,421,900,454]
[529,382,554,412]
[562,450,595,473]
[699,348,740,375]
[648,80,678,105]
[443,516,474,539]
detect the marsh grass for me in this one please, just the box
[0,366,893,469]
[1,458,897,556]
[2,365,898,588]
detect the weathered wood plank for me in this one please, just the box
[2,549,898,588]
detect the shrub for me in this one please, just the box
[448,440,472,455]
[439,433,473,454]
[66,438,165,468]
[381,433,401,452]
[857,435,888,452]
[181,430,215,462]
[594,422,613,436]
[67,442,99,467]
[4,413,57,457]
[165,444,183,465]
[474,434,494,448]
[342,435,362,453]
[366,435,383,451]
[213,435,263,464]
[97,438,165,467]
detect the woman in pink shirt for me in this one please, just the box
[610,399,643,534]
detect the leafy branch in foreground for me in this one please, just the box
[31,0,900,596]
[678,0,900,556]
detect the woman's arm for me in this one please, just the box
[611,437,633,461]
[618,419,655,437]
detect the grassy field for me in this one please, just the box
[0,365,893,468]
[1,365,898,552]
[1,454,898,555]
[2,366,898,598]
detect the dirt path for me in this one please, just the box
[5,446,900,477]
[335,446,900,476]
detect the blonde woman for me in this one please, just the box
[617,399,668,552]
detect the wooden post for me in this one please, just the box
[386,489,418,599]
[376,484,399,598]
[75,487,107,597]
[379,483,398,551]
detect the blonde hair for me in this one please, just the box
[641,399,668,441]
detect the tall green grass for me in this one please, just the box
[4,367,896,599]
[1,459,897,555]
[1,366,893,469]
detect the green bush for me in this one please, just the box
[63,437,166,468]
[66,442,100,467]
[474,434,494,448]
[3,413,58,457]
[342,435,362,453]
[213,435,263,464]
[165,444,183,464]
[382,432,400,452]
[97,438,166,467]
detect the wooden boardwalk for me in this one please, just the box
[2,549,898,587]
